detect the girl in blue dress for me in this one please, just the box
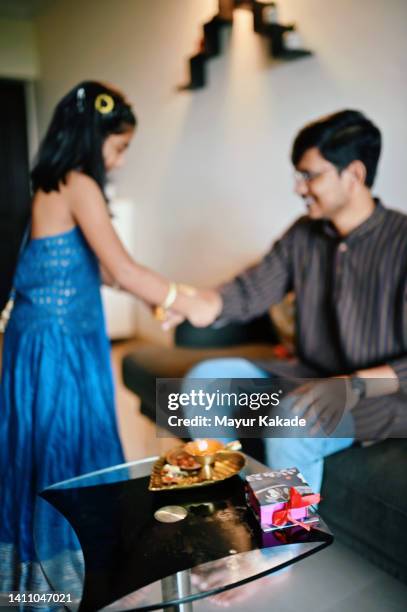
[0,81,218,597]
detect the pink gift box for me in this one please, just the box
[246,487,308,526]
[245,467,313,529]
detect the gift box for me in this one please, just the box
[260,516,319,546]
[245,467,320,531]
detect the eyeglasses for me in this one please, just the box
[293,168,335,184]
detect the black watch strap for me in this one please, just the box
[350,375,366,399]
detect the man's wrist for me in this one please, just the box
[352,368,400,399]
[349,375,367,400]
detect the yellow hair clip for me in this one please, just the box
[95,93,114,114]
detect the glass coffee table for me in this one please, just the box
[34,455,333,611]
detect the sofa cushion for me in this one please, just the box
[175,313,278,347]
[321,439,407,583]
[122,342,278,410]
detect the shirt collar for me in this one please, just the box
[322,198,386,242]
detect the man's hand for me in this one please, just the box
[183,289,223,328]
[153,287,223,331]
[288,377,359,435]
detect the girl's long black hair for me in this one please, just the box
[31,81,137,194]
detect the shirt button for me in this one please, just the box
[338,242,348,253]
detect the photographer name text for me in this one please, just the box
[167,415,306,428]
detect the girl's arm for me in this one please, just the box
[66,172,221,325]
[100,264,117,287]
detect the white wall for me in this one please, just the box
[34,0,407,341]
[0,17,39,79]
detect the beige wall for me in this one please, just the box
[33,0,407,341]
[0,17,39,79]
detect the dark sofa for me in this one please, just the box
[122,316,407,584]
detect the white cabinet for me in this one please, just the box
[101,198,138,339]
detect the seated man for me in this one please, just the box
[180,109,407,493]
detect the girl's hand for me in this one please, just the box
[161,310,185,331]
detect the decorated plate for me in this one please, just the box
[165,447,202,471]
[149,450,246,491]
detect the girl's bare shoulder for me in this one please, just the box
[31,184,74,238]
[64,171,101,197]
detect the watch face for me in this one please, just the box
[351,376,366,398]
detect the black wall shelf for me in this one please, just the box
[178,1,312,91]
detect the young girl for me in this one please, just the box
[0,81,220,594]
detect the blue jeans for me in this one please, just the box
[184,358,355,493]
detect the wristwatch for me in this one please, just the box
[350,375,367,400]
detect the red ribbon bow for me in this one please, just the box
[272,486,321,531]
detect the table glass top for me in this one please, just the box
[34,455,332,611]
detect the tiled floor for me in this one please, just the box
[193,541,407,612]
[111,341,407,612]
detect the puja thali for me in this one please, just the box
[149,444,246,491]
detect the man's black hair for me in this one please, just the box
[291,110,381,187]
[31,81,137,194]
